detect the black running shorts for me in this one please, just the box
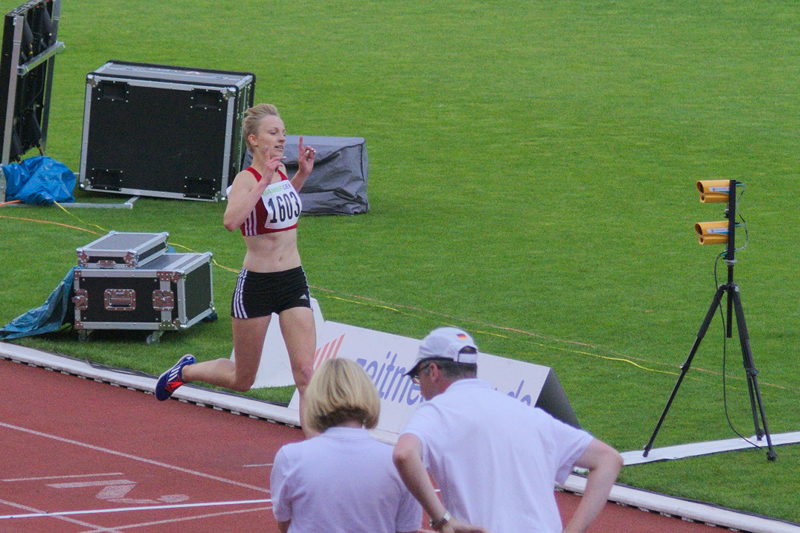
[230,266,311,319]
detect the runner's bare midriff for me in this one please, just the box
[241,229,301,272]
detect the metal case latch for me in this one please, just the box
[72,289,89,311]
[153,290,175,312]
[124,251,138,267]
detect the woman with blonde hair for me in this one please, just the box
[155,103,317,423]
[270,358,421,533]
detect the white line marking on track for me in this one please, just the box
[0,498,110,530]
[48,480,135,488]
[0,421,268,493]
[242,463,272,468]
[77,505,271,532]
[0,499,271,520]
[3,472,124,482]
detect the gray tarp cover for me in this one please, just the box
[245,135,369,215]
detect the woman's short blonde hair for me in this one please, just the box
[242,103,280,148]
[302,358,380,434]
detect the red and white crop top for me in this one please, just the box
[237,167,302,236]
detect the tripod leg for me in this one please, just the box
[730,285,778,461]
[726,287,764,439]
[643,286,726,456]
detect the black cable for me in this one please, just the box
[713,199,760,450]
[736,188,749,253]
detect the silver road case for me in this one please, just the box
[76,231,169,269]
[72,252,214,342]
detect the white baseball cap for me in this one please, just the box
[406,327,478,376]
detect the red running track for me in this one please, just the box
[0,358,729,532]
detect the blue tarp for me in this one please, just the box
[0,268,74,340]
[2,156,75,205]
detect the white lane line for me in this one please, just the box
[48,480,135,489]
[0,498,110,530]
[3,472,124,482]
[77,505,271,532]
[0,499,271,520]
[0,422,268,493]
[242,463,272,468]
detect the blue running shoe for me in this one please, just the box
[155,354,196,401]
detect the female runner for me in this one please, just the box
[156,103,317,423]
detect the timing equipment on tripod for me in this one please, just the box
[694,221,729,245]
[643,179,777,461]
[696,179,733,203]
[694,180,745,244]
[694,220,744,245]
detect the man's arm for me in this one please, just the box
[393,433,488,533]
[562,438,623,533]
[393,434,448,524]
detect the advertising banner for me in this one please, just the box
[289,321,580,437]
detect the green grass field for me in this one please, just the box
[2,0,799,524]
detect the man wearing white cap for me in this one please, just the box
[393,327,622,533]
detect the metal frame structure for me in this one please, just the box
[1,0,64,165]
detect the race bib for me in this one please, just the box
[261,180,302,230]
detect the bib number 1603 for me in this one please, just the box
[267,193,301,223]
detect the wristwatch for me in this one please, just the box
[429,511,451,530]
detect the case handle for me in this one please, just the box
[95,80,130,103]
[189,89,223,111]
[104,289,136,311]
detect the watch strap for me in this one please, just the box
[429,510,451,530]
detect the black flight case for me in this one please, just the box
[78,60,255,201]
[72,252,215,344]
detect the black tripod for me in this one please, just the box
[643,180,777,461]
